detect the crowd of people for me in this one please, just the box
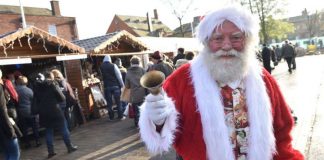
[0,69,78,159]
[261,40,303,74]
[99,48,196,128]
[0,46,195,159]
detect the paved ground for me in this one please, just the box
[272,55,324,160]
[19,55,324,160]
[20,118,176,160]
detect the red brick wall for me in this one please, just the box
[0,14,78,41]
[106,16,139,36]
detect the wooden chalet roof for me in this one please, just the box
[0,26,85,58]
[116,15,173,37]
[73,30,148,55]
[0,5,52,16]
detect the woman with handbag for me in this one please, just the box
[125,56,147,127]
[51,69,77,130]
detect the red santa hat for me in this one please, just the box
[196,4,260,49]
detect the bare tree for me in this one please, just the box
[304,9,321,40]
[160,0,195,37]
[240,0,286,43]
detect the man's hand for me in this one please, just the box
[145,93,168,125]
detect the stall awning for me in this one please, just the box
[73,30,148,55]
[0,26,85,60]
[0,57,32,65]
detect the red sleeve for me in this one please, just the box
[3,79,18,103]
[262,69,304,160]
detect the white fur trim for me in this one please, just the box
[196,5,259,46]
[245,62,276,160]
[139,95,178,155]
[190,55,276,160]
[191,55,234,160]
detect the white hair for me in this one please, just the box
[196,4,260,54]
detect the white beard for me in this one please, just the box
[201,48,250,84]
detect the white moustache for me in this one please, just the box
[215,49,240,58]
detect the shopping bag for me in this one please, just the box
[121,87,131,102]
[128,104,135,119]
[123,103,129,117]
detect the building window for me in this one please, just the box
[48,25,57,36]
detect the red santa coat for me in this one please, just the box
[139,55,304,160]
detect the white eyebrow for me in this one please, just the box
[213,31,243,36]
[232,32,244,36]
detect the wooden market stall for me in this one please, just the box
[73,30,148,118]
[0,26,87,125]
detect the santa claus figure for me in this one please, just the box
[139,5,304,160]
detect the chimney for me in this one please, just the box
[147,12,153,32]
[193,16,200,23]
[153,9,158,19]
[50,0,61,16]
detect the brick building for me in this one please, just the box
[284,9,324,40]
[0,0,78,41]
[106,9,173,37]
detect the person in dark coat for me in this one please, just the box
[261,44,272,74]
[281,40,295,74]
[173,47,186,65]
[0,69,20,160]
[150,51,174,78]
[274,45,282,62]
[16,75,41,148]
[32,71,77,158]
[100,55,125,120]
[290,42,297,70]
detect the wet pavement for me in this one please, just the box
[20,55,324,160]
[271,55,324,160]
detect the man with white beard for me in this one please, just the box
[138,5,304,160]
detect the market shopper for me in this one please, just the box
[125,56,147,127]
[149,51,174,78]
[51,69,77,130]
[173,47,186,65]
[32,71,77,158]
[100,55,124,120]
[139,5,303,160]
[16,75,41,148]
[114,58,128,113]
[0,69,21,160]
